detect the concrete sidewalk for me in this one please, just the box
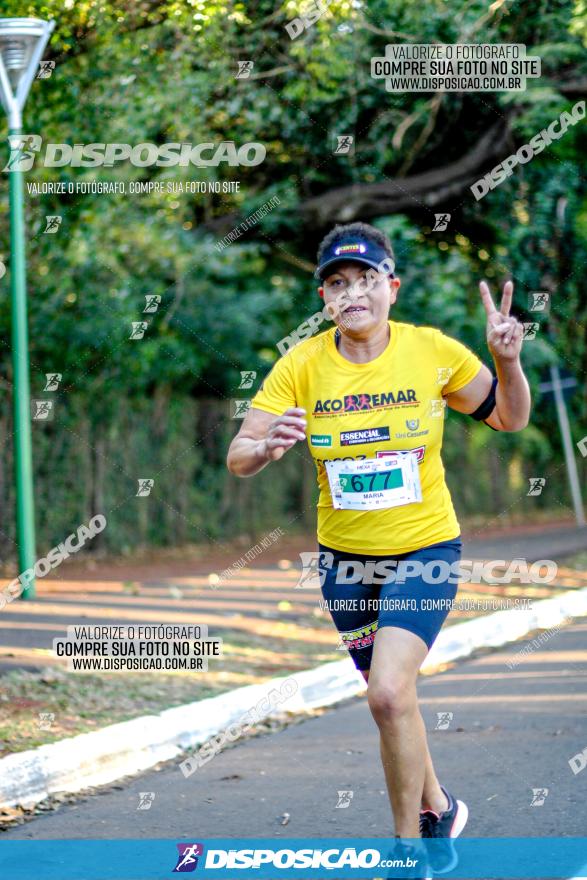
[4,618,586,840]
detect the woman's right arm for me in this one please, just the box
[226,406,307,477]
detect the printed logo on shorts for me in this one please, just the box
[340,620,378,651]
[340,427,390,446]
[311,434,332,446]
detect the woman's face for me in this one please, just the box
[320,261,400,337]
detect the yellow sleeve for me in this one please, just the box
[251,354,297,415]
[435,331,484,395]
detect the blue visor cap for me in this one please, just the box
[315,238,395,280]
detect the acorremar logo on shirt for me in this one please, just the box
[313,390,418,415]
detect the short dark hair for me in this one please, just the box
[317,221,394,265]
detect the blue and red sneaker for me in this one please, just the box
[419,785,468,873]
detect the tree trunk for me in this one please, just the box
[90,427,107,550]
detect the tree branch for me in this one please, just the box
[299,119,513,226]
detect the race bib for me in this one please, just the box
[325,453,422,511]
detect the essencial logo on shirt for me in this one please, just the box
[340,427,390,446]
[313,390,417,415]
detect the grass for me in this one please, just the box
[0,624,340,758]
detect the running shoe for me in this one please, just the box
[383,838,433,880]
[419,785,468,873]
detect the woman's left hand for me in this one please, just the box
[479,279,524,362]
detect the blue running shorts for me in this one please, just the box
[318,537,462,671]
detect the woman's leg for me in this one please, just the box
[321,539,459,833]
[361,661,448,817]
[366,625,430,838]
[421,737,449,813]
[369,538,462,823]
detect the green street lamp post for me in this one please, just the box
[0,18,55,598]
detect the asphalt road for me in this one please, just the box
[5,618,586,841]
[462,524,587,563]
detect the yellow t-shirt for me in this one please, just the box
[251,320,483,555]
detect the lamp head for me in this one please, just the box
[0,18,55,127]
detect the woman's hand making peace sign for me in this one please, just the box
[479,280,524,362]
[444,277,531,431]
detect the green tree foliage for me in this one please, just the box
[0,0,585,555]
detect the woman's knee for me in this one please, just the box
[367,678,417,725]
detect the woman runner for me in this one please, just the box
[227,221,530,869]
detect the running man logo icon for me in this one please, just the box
[429,398,447,418]
[38,712,55,730]
[529,292,550,312]
[44,373,62,391]
[530,788,549,806]
[137,792,155,810]
[232,399,251,419]
[32,400,54,421]
[522,322,539,340]
[238,371,257,389]
[143,295,161,313]
[129,321,149,340]
[173,843,204,873]
[527,477,546,496]
[296,551,334,588]
[435,711,453,730]
[236,61,254,78]
[136,479,155,497]
[44,215,62,233]
[334,135,354,155]
[432,213,451,231]
[37,60,56,79]
[436,367,453,385]
[335,790,354,809]
[3,134,42,172]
